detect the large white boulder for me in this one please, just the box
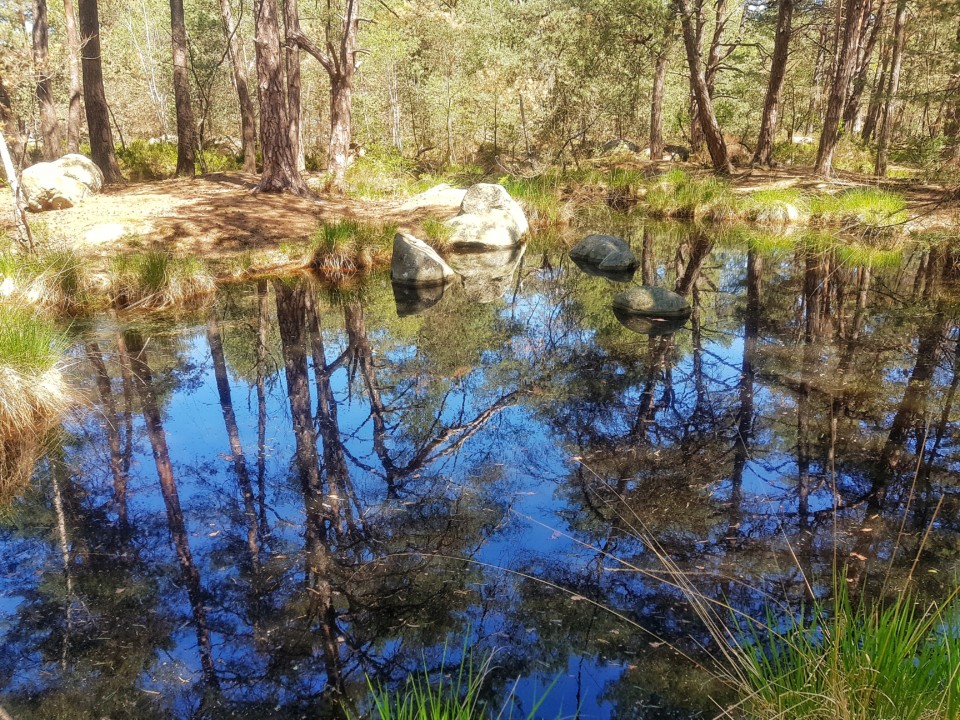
[391,232,456,286]
[21,154,104,212]
[445,183,528,249]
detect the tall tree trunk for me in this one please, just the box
[218,0,257,173]
[78,0,122,182]
[252,0,308,193]
[753,0,795,165]
[63,0,83,152]
[32,0,62,160]
[0,76,24,165]
[676,0,733,173]
[861,40,889,142]
[283,0,305,171]
[843,0,887,132]
[804,24,829,134]
[169,0,196,176]
[814,0,870,176]
[290,0,359,192]
[944,20,960,156]
[875,0,908,177]
[649,36,674,159]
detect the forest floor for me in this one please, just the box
[1,165,957,272]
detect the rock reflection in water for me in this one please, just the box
[1,226,959,719]
[447,244,526,304]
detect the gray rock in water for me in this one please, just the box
[613,306,689,336]
[570,234,638,271]
[391,232,457,286]
[21,153,104,212]
[612,286,691,317]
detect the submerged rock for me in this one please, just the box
[613,306,689,336]
[446,183,528,249]
[448,245,525,303]
[390,232,457,286]
[612,286,691,317]
[392,281,451,316]
[22,154,104,212]
[570,234,638,272]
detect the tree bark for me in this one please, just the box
[753,0,794,165]
[843,0,887,132]
[676,0,733,173]
[63,0,83,153]
[252,0,308,193]
[649,35,674,160]
[218,0,257,173]
[283,0,305,171]
[169,0,196,176]
[32,0,62,160]
[875,0,907,177]
[861,42,889,142]
[78,0,122,182]
[945,19,960,155]
[814,0,870,176]
[290,0,359,192]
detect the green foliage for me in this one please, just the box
[645,170,741,220]
[742,584,960,720]
[0,249,91,312]
[311,219,397,275]
[421,218,454,253]
[744,187,808,224]
[773,140,818,168]
[810,187,908,232]
[367,645,558,720]
[0,306,67,374]
[499,175,568,225]
[109,251,215,309]
[117,140,240,180]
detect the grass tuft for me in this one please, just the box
[744,188,808,225]
[645,170,741,221]
[810,187,908,233]
[0,249,91,312]
[108,251,215,309]
[310,220,397,277]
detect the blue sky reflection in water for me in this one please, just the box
[1,224,959,719]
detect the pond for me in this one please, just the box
[1,221,959,719]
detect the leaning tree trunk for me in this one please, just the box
[676,0,733,173]
[32,0,62,160]
[218,0,257,173]
[875,0,908,177]
[814,0,870,176]
[283,0,305,171]
[753,0,795,165]
[169,0,196,176]
[649,38,673,160]
[63,0,83,152]
[252,0,308,194]
[78,0,122,183]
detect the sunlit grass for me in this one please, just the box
[499,175,569,226]
[310,219,397,276]
[0,249,91,312]
[108,251,215,309]
[810,187,908,232]
[744,188,808,225]
[421,218,454,255]
[645,170,742,221]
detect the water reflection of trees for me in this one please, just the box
[1,235,959,718]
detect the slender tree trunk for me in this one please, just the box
[78,0,122,182]
[843,0,887,131]
[0,77,24,165]
[252,0,308,193]
[86,343,129,529]
[63,0,83,152]
[169,0,196,175]
[649,36,674,160]
[804,25,828,134]
[328,74,353,191]
[875,0,908,177]
[814,0,870,176]
[32,0,62,160]
[219,0,257,173]
[944,20,960,156]
[753,0,794,165]
[283,0,305,171]
[861,41,889,142]
[676,0,733,173]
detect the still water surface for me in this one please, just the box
[1,222,959,719]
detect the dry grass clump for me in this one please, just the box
[310,219,397,278]
[108,251,216,309]
[0,249,92,312]
[0,305,71,502]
